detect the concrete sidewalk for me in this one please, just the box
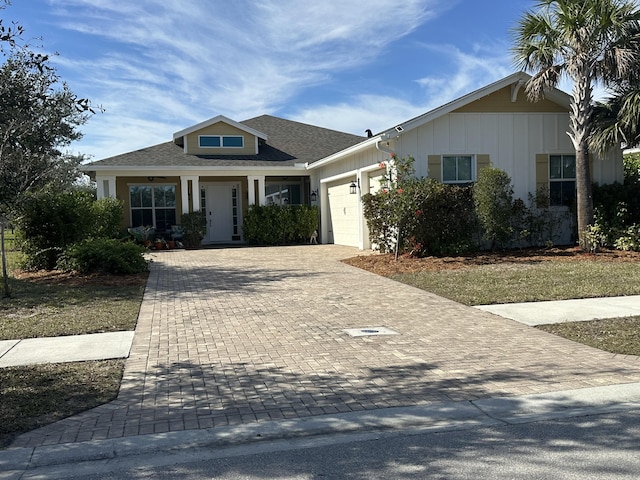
[0,331,135,367]
[3,295,640,368]
[476,295,640,326]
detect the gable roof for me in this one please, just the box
[84,115,365,170]
[172,114,268,144]
[379,72,571,140]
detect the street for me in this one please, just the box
[31,408,640,480]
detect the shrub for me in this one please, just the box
[363,175,477,256]
[473,167,515,250]
[180,210,206,248]
[57,238,148,274]
[242,205,318,245]
[91,197,124,240]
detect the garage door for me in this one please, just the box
[327,180,359,247]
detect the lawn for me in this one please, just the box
[0,237,147,448]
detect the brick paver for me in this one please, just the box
[11,245,640,447]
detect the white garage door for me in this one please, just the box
[327,180,359,247]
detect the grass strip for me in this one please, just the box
[0,360,124,448]
[538,317,640,356]
[392,261,640,305]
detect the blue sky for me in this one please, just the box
[6,0,539,160]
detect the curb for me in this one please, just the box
[2,382,640,478]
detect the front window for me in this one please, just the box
[549,155,576,206]
[442,155,474,183]
[265,183,302,205]
[130,185,176,232]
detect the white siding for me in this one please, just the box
[392,111,622,201]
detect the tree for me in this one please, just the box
[512,0,640,248]
[590,74,640,153]
[0,2,97,296]
[473,167,515,250]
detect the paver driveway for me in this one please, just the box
[12,245,640,447]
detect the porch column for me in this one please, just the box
[95,175,116,199]
[191,177,200,212]
[257,176,266,205]
[180,175,199,213]
[247,176,257,205]
[180,176,190,214]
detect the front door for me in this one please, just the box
[202,183,241,243]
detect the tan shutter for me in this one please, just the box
[428,155,441,182]
[476,154,491,175]
[535,154,549,192]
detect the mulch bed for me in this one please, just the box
[342,246,640,277]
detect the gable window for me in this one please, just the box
[549,154,576,206]
[442,155,474,183]
[198,135,244,148]
[130,185,176,232]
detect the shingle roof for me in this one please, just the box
[84,115,365,169]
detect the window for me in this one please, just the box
[198,135,244,148]
[442,155,474,183]
[130,185,176,232]
[265,183,302,205]
[549,155,576,206]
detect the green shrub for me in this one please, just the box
[473,167,514,249]
[180,210,206,247]
[57,238,148,274]
[362,155,476,256]
[16,191,125,270]
[242,205,318,245]
[91,197,124,240]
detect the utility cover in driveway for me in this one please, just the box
[342,327,399,337]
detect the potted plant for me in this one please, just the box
[154,237,167,250]
[180,211,206,248]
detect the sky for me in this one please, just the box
[5,0,547,161]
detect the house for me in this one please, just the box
[84,72,623,249]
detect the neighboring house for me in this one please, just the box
[84,72,623,249]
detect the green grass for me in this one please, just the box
[0,360,124,448]
[538,317,640,356]
[0,276,146,340]
[392,261,640,306]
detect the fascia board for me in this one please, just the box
[81,165,307,174]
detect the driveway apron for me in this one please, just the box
[11,245,640,447]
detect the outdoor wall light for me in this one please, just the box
[310,190,318,202]
[349,181,357,194]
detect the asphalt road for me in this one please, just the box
[31,409,640,480]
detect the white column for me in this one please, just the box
[247,176,257,205]
[257,176,266,205]
[180,176,190,214]
[191,177,200,212]
[95,175,116,199]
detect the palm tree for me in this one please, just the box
[590,76,640,153]
[512,0,640,248]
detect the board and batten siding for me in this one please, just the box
[392,111,621,200]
